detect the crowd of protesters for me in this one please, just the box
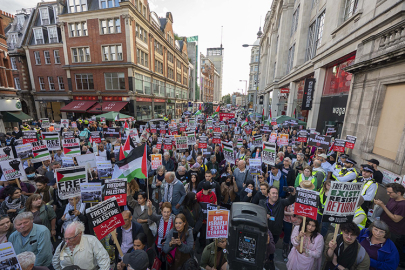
[0,110,404,270]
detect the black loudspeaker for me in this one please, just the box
[228,202,268,270]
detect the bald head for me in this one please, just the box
[313,159,322,168]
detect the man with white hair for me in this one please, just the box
[162,152,174,172]
[233,160,253,197]
[17,251,49,270]
[162,172,186,214]
[9,212,53,268]
[52,221,110,270]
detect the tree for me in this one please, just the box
[222,94,231,104]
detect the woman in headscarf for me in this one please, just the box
[0,186,27,222]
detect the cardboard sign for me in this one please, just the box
[0,242,22,269]
[269,132,277,143]
[86,197,124,240]
[42,132,61,151]
[31,140,51,163]
[322,182,364,224]
[297,131,308,143]
[212,132,221,144]
[80,182,102,203]
[71,121,77,128]
[277,134,289,146]
[294,187,319,220]
[262,142,276,166]
[176,136,188,150]
[333,139,346,153]
[22,131,37,144]
[62,138,81,157]
[97,160,113,179]
[61,157,75,167]
[104,178,127,206]
[151,154,162,170]
[0,146,14,161]
[345,135,356,149]
[76,153,97,170]
[186,131,196,146]
[222,141,235,165]
[163,138,172,150]
[199,136,208,149]
[15,143,32,161]
[103,127,120,138]
[61,119,69,128]
[56,166,88,200]
[307,134,332,150]
[219,113,235,121]
[0,158,27,181]
[41,118,50,128]
[206,209,230,239]
[91,131,101,144]
[54,124,61,132]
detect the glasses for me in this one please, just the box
[372,227,386,235]
[64,232,81,242]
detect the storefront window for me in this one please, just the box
[323,55,355,96]
[154,104,165,115]
[135,73,151,95]
[136,104,152,120]
[175,88,180,99]
[153,79,159,95]
[144,76,151,95]
[167,104,174,118]
[135,73,143,93]
[182,90,187,99]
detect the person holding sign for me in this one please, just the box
[286,218,324,270]
[60,197,86,232]
[323,222,370,270]
[200,238,228,270]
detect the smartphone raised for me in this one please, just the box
[173,232,179,239]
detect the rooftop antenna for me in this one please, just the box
[221,26,223,49]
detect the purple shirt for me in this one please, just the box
[359,236,384,270]
[380,198,405,235]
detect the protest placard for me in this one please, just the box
[104,178,127,206]
[345,135,357,149]
[294,188,319,220]
[253,135,262,147]
[269,132,277,143]
[90,131,101,143]
[236,139,243,149]
[206,209,230,239]
[15,143,32,161]
[297,131,308,143]
[0,146,14,161]
[327,127,336,134]
[54,124,61,132]
[61,157,75,167]
[0,242,22,270]
[76,153,97,170]
[62,138,81,157]
[212,132,221,144]
[222,141,235,164]
[86,197,124,240]
[103,127,120,138]
[150,124,157,134]
[176,136,188,150]
[41,118,50,128]
[333,139,346,153]
[56,166,88,200]
[277,134,289,146]
[42,132,61,151]
[219,113,235,121]
[80,182,102,203]
[151,154,162,170]
[186,131,196,146]
[188,119,196,128]
[307,134,332,150]
[199,136,208,149]
[22,131,37,144]
[322,182,364,224]
[31,140,51,163]
[163,138,172,150]
[0,158,27,181]
[61,119,69,128]
[62,131,75,139]
[71,121,77,128]
[262,142,276,166]
[156,138,162,150]
[97,160,113,179]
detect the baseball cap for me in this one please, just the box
[318,154,327,159]
[366,158,380,166]
[203,181,213,190]
[123,250,149,270]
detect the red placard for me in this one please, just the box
[160,129,166,135]
[293,188,319,220]
[294,202,317,220]
[219,113,235,121]
[245,128,252,135]
[297,136,307,143]
[333,145,345,152]
[212,137,221,144]
[199,142,207,149]
[150,128,157,134]
[280,88,290,94]
[206,209,229,239]
[23,138,37,144]
[345,142,355,149]
[214,127,221,132]
[164,143,172,150]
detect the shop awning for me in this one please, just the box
[60,101,97,113]
[87,102,128,114]
[2,111,33,122]
[95,111,132,121]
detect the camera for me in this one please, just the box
[282,186,294,193]
[173,232,179,239]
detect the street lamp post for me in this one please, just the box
[242,27,263,113]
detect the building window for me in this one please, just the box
[167,52,173,63]
[75,74,94,90]
[39,77,45,90]
[105,73,125,90]
[176,73,181,83]
[48,77,55,90]
[100,18,121,34]
[14,78,21,90]
[137,49,148,67]
[136,24,147,43]
[291,5,300,36]
[68,0,87,13]
[183,76,187,87]
[69,22,87,37]
[135,73,151,94]
[305,21,317,62]
[53,5,59,23]
[44,51,51,64]
[39,8,50,25]
[316,11,325,49]
[168,67,174,80]
[102,45,123,61]
[33,28,44,44]
[100,0,120,8]
[344,0,358,21]
[54,50,61,64]
[47,26,59,43]
[58,76,65,90]
[11,57,17,70]
[34,51,41,65]
[323,55,355,96]
[154,40,163,55]
[71,47,90,63]
[286,44,295,73]
[155,59,163,74]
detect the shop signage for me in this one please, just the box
[301,78,316,110]
[137,97,152,102]
[154,99,166,103]
[280,88,290,94]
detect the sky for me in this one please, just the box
[3,0,272,98]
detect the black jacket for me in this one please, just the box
[197,179,221,202]
[252,191,267,205]
[179,204,203,234]
[111,221,145,264]
[240,188,257,203]
[259,194,295,236]
[176,171,190,183]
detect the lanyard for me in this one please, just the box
[266,202,273,216]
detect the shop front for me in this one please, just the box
[167,100,175,119]
[136,97,152,120]
[0,99,32,132]
[175,101,183,119]
[153,98,166,117]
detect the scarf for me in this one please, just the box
[335,234,358,269]
[157,215,173,248]
[164,179,178,203]
[5,196,22,210]
[268,170,281,186]
[157,173,165,182]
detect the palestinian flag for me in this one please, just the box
[211,105,220,117]
[42,132,59,141]
[112,144,147,182]
[31,141,51,163]
[262,108,265,121]
[115,113,120,121]
[194,110,202,116]
[199,104,202,111]
[120,137,132,159]
[241,117,248,127]
[56,166,87,182]
[124,121,129,130]
[62,138,81,156]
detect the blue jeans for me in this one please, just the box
[283,221,293,244]
[317,213,330,237]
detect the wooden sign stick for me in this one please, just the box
[300,216,306,253]
[332,224,340,242]
[111,229,124,258]
[16,179,21,189]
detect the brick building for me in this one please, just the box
[200,53,215,103]
[14,0,190,121]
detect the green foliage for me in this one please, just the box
[222,94,231,104]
